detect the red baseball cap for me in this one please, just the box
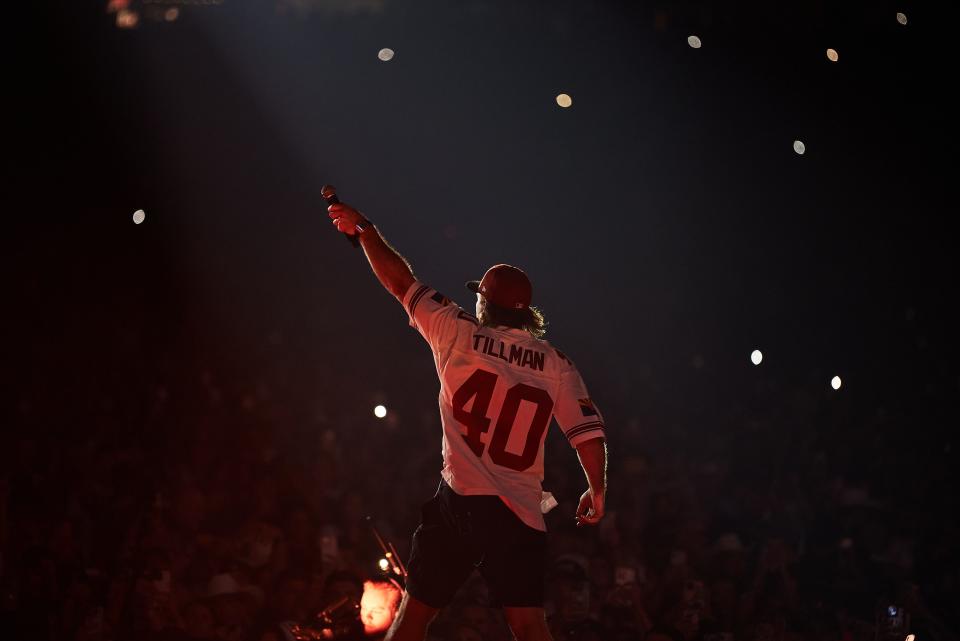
[465,264,533,310]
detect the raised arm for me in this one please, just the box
[328,203,416,301]
[574,436,607,526]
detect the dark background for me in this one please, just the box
[10,0,956,446]
[3,1,958,638]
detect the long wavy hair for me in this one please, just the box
[477,297,547,339]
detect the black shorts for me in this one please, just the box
[404,480,547,609]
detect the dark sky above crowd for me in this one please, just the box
[9,1,956,442]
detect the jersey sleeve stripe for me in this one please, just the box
[566,424,604,438]
[406,284,428,310]
[407,285,430,316]
[564,422,605,440]
[565,425,606,442]
[565,422,604,436]
[563,420,605,434]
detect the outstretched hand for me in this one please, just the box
[575,487,605,526]
[328,203,366,236]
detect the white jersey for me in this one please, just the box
[403,281,607,531]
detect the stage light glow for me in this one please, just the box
[751,350,763,365]
[374,405,387,418]
[897,13,908,26]
[378,48,395,62]
[165,8,179,22]
[133,209,146,224]
[793,140,806,155]
[556,93,572,108]
[116,9,138,28]
[687,35,702,49]
[831,376,842,390]
[826,48,839,62]
[378,558,389,571]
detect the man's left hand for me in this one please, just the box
[575,487,605,526]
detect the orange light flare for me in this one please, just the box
[360,581,401,635]
[106,0,130,13]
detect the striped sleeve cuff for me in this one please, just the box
[564,420,606,448]
[404,283,431,320]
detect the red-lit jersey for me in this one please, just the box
[403,281,606,531]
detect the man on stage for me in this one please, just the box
[328,201,608,641]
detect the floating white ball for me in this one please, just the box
[378,48,394,62]
[133,209,146,224]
